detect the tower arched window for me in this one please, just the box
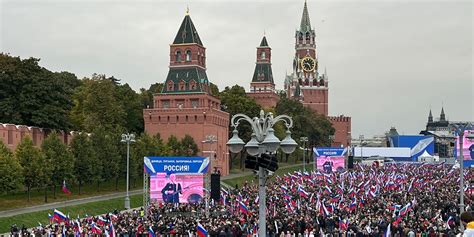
[306,32,310,41]
[185,50,192,62]
[320,79,325,86]
[176,51,182,62]
[261,51,266,59]
[167,81,174,91]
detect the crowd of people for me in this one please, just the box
[18,163,473,236]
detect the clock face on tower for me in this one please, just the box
[301,56,316,72]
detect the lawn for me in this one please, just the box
[0,194,143,234]
[223,162,314,188]
[0,179,143,212]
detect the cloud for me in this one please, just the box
[1,0,472,137]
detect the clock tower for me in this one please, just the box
[285,1,351,147]
[285,0,328,116]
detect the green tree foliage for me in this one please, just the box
[0,141,23,194]
[210,83,220,98]
[167,135,181,156]
[16,137,50,202]
[69,74,144,133]
[219,85,262,169]
[41,131,74,198]
[70,75,127,132]
[180,135,199,156]
[70,132,95,194]
[0,54,79,130]
[140,83,163,109]
[275,97,334,147]
[90,127,122,191]
[116,83,143,133]
[220,85,262,141]
[130,133,163,187]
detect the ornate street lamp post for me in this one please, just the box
[227,110,297,236]
[451,122,474,232]
[121,133,136,209]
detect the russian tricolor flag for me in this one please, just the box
[321,203,330,217]
[197,224,208,237]
[97,216,108,226]
[109,222,116,237]
[239,201,249,214]
[298,186,309,198]
[53,209,68,222]
[324,186,332,194]
[349,200,357,211]
[384,224,391,237]
[148,226,156,237]
[447,216,454,229]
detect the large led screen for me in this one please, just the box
[314,147,347,172]
[456,130,474,160]
[316,156,345,173]
[150,173,204,204]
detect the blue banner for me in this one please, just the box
[144,156,209,175]
[313,147,347,157]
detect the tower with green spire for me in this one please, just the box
[285,1,351,148]
[285,0,328,115]
[144,9,230,175]
[247,35,279,108]
[162,11,210,94]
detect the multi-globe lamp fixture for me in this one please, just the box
[226,110,297,236]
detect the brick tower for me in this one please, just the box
[285,1,351,147]
[247,36,280,108]
[144,10,230,175]
[285,0,328,115]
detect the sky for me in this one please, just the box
[1,0,472,138]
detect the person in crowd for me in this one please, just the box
[22,163,472,237]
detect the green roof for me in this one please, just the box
[300,1,312,32]
[162,68,209,94]
[260,36,269,47]
[173,15,203,45]
[252,63,274,83]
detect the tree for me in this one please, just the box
[180,135,199,156]
[90,127,121,191]
[0,140,23,194]
[167,135,181,156]
[69,74,127,132]
[131,133,162,187]
[42,131,74,198]
[275,97,334,148]
[70,132,95,195]
[219,85,262,169]
[210,83,220,98]
[0,54,79,130]
[116,83,144,133]
[16,137,50,202]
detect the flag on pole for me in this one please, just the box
[197,224,208,237]
[61,180,71,195]
[109,222,116,237]
[298,185,309,198]
[48,213,53,224]
[148,226,156,237]
[384,224,391,237]
[239,201,249,214]
[53,209,68,222]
